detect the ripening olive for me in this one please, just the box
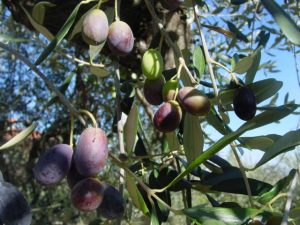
[153,100,182,132]
[178,87,211,116]
[74,127,108,177]
[82,9,109,45]
[71,178,104,211]
[141,49,164,80]
[98,183,125,219]
[33,144,73,186]
[144,76,165,105]
[233,86,256,121]
[107,21,134,56]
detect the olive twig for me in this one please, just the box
[0,41,85,126]
[114,0,120,21]
[78,109,98,128]
[231,144,255,208]
[96,0,102,8]
[192,0,219,97]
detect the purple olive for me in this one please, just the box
[153,100,182,132]
[71,178,104,211]
[74,127,108,177]
[144,76,165,105]
[233,86,256,121]
[33,144,73,186]
[107,21,134,56]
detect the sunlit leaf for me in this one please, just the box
[232,56,253,74]
[245,46,262,84]
[261,0,300,46]
[124,105,139,153]
[0,123,38,151]
[90,66,110,78]
[183,114,204,164]
[125,172,149,215]
[239,134,281,151]
[193,46,206,78]
[183,206,271,224]
[166,132,181,152]
[89,41,106,62]
[254,130,300,168]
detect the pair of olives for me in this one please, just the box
[82,9,134,56]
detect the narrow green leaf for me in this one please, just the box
[231,0,248,5]
[232,56,253,74]
[34,1,88,65]
[261,0,300,46]
[0,123,38,151]
[150,208,159,225]
[32,2,56,25]
[183,206,270,224]
[255,169,296,204]
[125,172,149,215]
[193,46,206,78]
[162,104,297,190]
[124,105,139,153]
[21,5,54,40]
[239,134,281,151]
[226,21,249,42]
[255,129,300,168]
[245,47,262,84]
[90,66,110,78]
[89,41,106,62]
[206,108,227,135]
[183,114,204,164]
[166,132,180,152]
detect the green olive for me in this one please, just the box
[141,49,164,80]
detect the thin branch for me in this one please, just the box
[192,0,219,97]
[231,144,255,208]
[0,41,85,125]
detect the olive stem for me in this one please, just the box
[210,59,232,74]
[192,0,219,97]
[173,63,183,101]
[96,0,102,8]
[231,144,255,208]
[114,0,120,21]
[0,41,86,126]
[69,114,75,148]
[78,109,98,128]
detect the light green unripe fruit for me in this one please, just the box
[141,49,164,80]
[162,80,178,101]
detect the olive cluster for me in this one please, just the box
[141,49,211,133]
[82,9,134,56]
[33,127,125,219]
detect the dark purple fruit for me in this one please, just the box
[161,0,184,10]
[82,9,109,45]
[67,159,85,189]
[153,100,182,132]
[107,21,134,56]
[178,87,211,116]
[144,76,165,105]
[33,144,73,186]
[98,183,125,219]
[74,127,108,177]
[233,86,256,121]
[71,178,104,211]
